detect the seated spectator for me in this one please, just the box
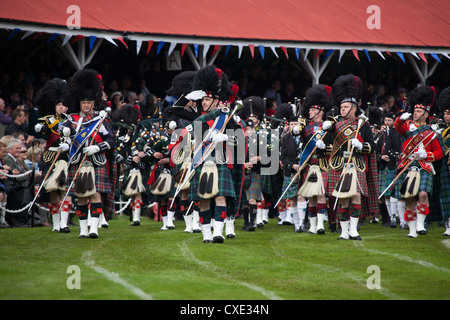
[0,141,9,227]
[4,107,28,137]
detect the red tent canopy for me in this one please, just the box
[1,0,449,50]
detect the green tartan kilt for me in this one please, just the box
[397,164,433,200]
[281,175,298,200]
[259,172,272,194]
[379,168,398,198]
[245,172,261,202]
[188,163,236,201]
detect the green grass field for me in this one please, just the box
[0,214,449,300]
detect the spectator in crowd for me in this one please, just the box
[0,97,12,125]
[263,78,282,106]
[4,107,28,137]
[0,141,9,227]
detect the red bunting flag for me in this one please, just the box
[117,37,128,50]
[71,35,83,43]
[249,45,255,58]
[314,49,323,59]
[418,53,427,63]
[352,49,360,61]
[147,41,154,55]
[181,43,187,57]
[281,46,289,59]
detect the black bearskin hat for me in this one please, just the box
[118,104,140,125]
[438,86,450,114]
[63,69,103,113]
[275,103,296,122]
[187,65,226,100]
[238,96,265,123]
[166,71,197,96]
[408,85,436,113]
[35,78,68,116]
[367,106,383,127]
[332,74,363,115]
[302,84,333,120]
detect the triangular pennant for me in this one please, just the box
[418,52,427,63]
[194,44,199,57]
[295,48,300,61]
[396,52,405,63]
[21,30,33,40]
[352,49,360,61]
[71,34,83,43]
[168,42,177,56]
[89,36,96,50]
[304,48,310,61]
[269,46,278,58]
[281,46,289,59]
[8,28,21,40]
[181,43,188,57]
[410,52,420,60]
[363,49,371,62]
[430,53,441,63]
[117,37,128,49]
[147,40,154,55]
[136,39,143,55]
[47,33,60,43]
[324,49,334,61]
[259,45,265,59]
[376,50,385,60]
[237,44,243,59]
[62,34,72,46]
[249,44,255,58]
[104,36,117,46]
[338,49,345,62]
[442,53,450,60]
[224,45,230,56]
[156,41,165,55]
[211,45,220,57]
[314,49,323,59]
[203,44,210,59]
[32,32,46,40]
[385,51,392,57]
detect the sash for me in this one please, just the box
[329,117,359,161]
[68,115,103,162]
[300,130,325,166]
[398,128,434,167]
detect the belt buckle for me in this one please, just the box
[343,151,351,159]
[409,166,420,172]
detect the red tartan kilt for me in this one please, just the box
[67,160,111,196]
[326,167,369,196]
[300,164,329,194]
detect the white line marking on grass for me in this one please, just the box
[178,242,284,300]
[82,251,153,300]
[442,239,450,249]
[353,242,450,273]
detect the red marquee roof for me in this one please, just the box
[1,0,449,51]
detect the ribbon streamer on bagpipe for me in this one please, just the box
[333,114,368,210]
[274,130,328,207]
[170,102,244,207]
[58,114,108,211]
[378,131,437,199]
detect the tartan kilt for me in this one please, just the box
[188,163,236,201]
[301,164,329,195]
[245,172,262,202]
[281,175,298,200]
[260,172,272,194]
[438,163,450,220]
[67,160,111,197]
[327,166,369,197]
[148,166,175,202]
[396,164,433,199]
[378,168,397,198]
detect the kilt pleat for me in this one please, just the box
[281,175,298,200]
[245,172,261,202]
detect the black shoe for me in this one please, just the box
[257,223,264,228]
[59,227,70,233]
[317,228,325,235]
[349,235,362,240]
[417,230,427,235]
[338,236,349,240]
[78,235,89,238]
[213,236,224,243]
[226,234,236,239]
[130,221,140,226]
[248,226,255,232]
[203,239,212,243]
[89,233,99,239]
[193,229,202,233]
[241,224,249,231]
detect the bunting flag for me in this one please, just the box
[168,42,177,56]
[89,36,96,50]
[410,52,420,60]
[147,40,154,55]
[71,34,83,44]
[352,49,360,61]
[117,37,129,49]
[418,53,427,62]
[136,39,143,55]
[181,43,188,57]
[295,48,300,61]
[314,49,323,59]
[203,44,210,59]
[270,46,278,58]
[442,53,450,60]
[237,44,243,59]
[224,45,230,56]
[430,53,441,63]
[304,48,310,61]
[376,50,385,60]
[104,36,117,46]
[211,45,220,57]
[8,28,21,40]
[363,49,370,62]
[396,52,405,63]
[47,33,60,43]
[193,44,199,57]
[21,30,34,40]
[156,41,165,55]
[259,45,265,59]
[338,49,345,62]
[62,34,72,46]
[324,49,334,61]
[249,44,255,58]
[281,46,289,59]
